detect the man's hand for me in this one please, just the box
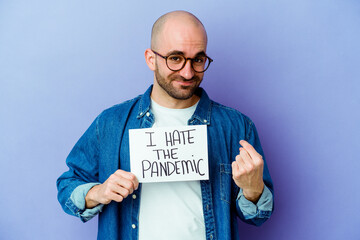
[85,170,139,209]
[232,140,264,203]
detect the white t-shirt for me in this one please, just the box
[138,99,206,240]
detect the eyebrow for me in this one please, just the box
[166,50,207,57]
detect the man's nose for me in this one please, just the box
[179,59,195,80]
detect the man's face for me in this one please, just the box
[153,20,207,100]
[154,60,202,100]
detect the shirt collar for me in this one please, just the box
[137,85,153,119]
[137,85,212,125]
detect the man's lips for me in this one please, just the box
[174,80,195,86]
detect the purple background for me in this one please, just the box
[1,1,359,239]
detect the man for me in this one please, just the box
[57,10,274,240]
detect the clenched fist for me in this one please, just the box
[232,140,264,203]
[85,169,139,209]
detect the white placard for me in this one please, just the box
[129,125,208,183]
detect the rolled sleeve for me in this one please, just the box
[237,185,273,220]
[68,183,104,222]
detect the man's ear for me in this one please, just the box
[145,48,156,71]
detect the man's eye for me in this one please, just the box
[169,55,182,62]
[194,57,205,63]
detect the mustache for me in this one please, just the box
[170,75,200,82]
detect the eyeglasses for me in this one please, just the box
[152,50,213,73]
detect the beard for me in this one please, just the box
[154,63,202,100]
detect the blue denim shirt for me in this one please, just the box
[57,85,274,240]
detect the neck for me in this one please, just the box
[151,83,200,109]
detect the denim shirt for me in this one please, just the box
[57,85,274,240]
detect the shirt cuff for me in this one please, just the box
[69,182,104,222]
[237,185,273,220]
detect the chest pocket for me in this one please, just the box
[220,163,233,204]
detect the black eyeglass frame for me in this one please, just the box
[152,50,213,73]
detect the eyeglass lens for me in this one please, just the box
[166,54,210,72]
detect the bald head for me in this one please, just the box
[151,11,207,50]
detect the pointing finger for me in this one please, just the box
[239,140,262,160]
[239,147,254,171]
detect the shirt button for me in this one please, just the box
[132,194,137,199]
[132,224,136,229]
[146,112,150,117]
[206,204,209,211]
[210,234,213,240]
[204,119,207,123]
